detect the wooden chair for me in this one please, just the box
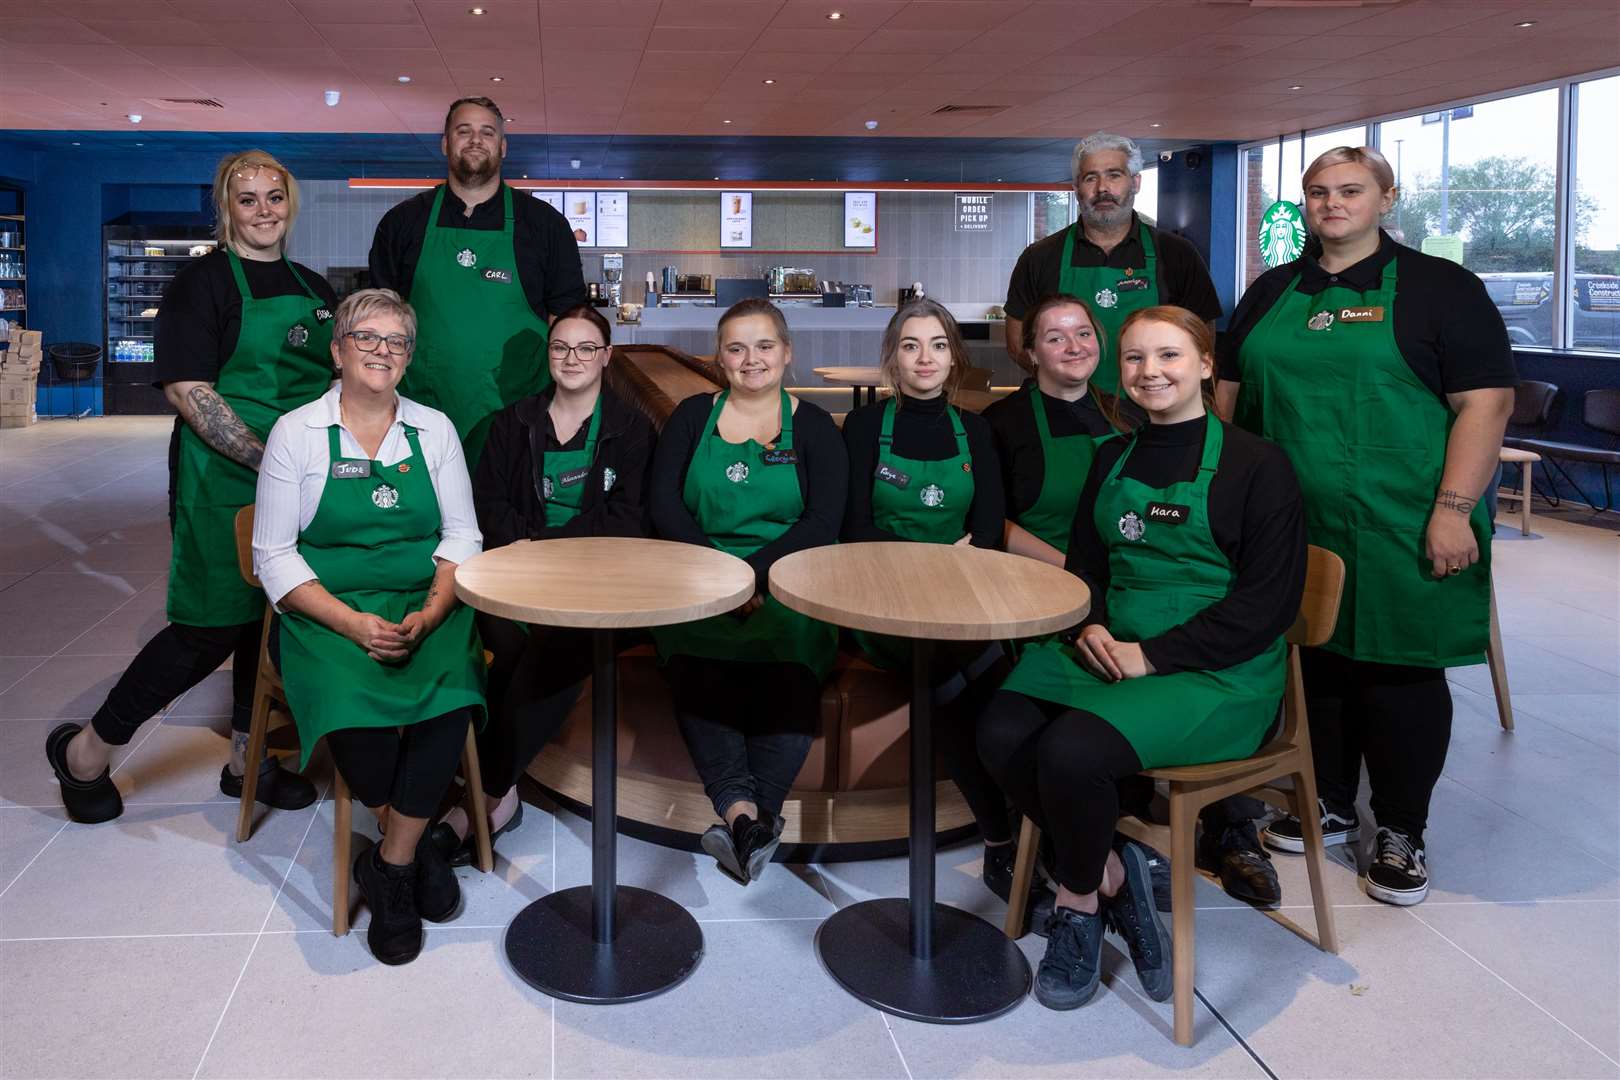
[1003,545,1346,1046]
[231,507,494,936]
[1485,580,1514,731]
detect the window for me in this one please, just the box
[1136,165,1159,225]
[1573,74,1620,353]
[1030,192,1073,243]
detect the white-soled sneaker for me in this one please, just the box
[1261,798,1360,854]
[1363,827,1429,906]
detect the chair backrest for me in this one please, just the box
[1508,380,1558,432]
[233,505,260,587]
[1287,545,1345,649]
[1583,388,1620,440]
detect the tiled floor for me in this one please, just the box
[2,416,1616,1079]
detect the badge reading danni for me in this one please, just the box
[1338,306,1385,323]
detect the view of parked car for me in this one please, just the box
[1479,272,1620,351]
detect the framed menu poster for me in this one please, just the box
[844,191,876,248]
[596,191,628,248]
[531,191,564,213]
[564,192,596,247]
[721,192,752,248]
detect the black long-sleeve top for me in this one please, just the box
[650,392,848,591]
[1066,414,1306,675]
[472,386,655,550]
[981,381,1141,521]
[841,394,1004,548]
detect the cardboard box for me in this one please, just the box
[0,411,37,429]
[0,378,36,406]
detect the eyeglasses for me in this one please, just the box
[344,330,413,356]
[548,341,604,362]
[231,162,283,184]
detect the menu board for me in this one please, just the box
[563,192,596,247]
[596,191,628,248]
[721,191,753,248]
[844,191,876,248]
[531,191,564,213]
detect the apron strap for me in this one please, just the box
[778,388,794,450]
[401,423,423,461]
[282,257,323,303]
[424,184,449,238]
[879,396,965,449]
[326,422,344,462]
[581,394,603,457]
[501,185,515,237]
[1197,415,1224,475]
[704,388,794,448]
[225,249,252,300]
[1060,222,1079,275]
[1138,221,1157,274]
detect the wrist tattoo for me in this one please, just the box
[1434,489,1476,514]
[187,385,265,470]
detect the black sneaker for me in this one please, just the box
[414,828,461,923]
[1364,827,1428,906]
[1104,841,1174,1002]
[737,810,783,884]
[1113,836,1173,914]
[219,756,317,811]
[1262,798,1360,853]
[353,846,424,965]
[700,822,748,885]
[1197,820,1281,907]
[1033,906,1106,1010]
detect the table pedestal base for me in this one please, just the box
[506,885,703,1004]
[815,898,1030,1024]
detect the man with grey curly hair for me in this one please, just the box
[1003,131,1221,393]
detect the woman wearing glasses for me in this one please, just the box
[431,305,655,864]
[46,150,338,825]
[253,289,486,966]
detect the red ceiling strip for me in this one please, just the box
[348,178,1071,192]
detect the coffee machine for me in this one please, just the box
[601,253,624,307]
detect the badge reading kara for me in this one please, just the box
[1094,288,1119,309]
[456,248,477,268]
[919,483,945,508]
[286,323,310,348]
[726,462,749,484]
[1147,501,1189,525]
[371,483,400,509]
[1306,310,1335,332]
[603,467,617,492]
[1118,510,1145,541]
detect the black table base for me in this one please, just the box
[814,640,1031,1023]
[503,629,703,1003]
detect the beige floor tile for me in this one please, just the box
[1508,692,1620,753]
[0,570,159,614]
[43,541,177,575]
[0,606,120,658]
[56,593,172,656]
[0,806,66,893]
[1451,638,1618,698]
[0,657,46,693]
[1510,632,1620,676]
[0,653,144,720]
[0,714,155,810]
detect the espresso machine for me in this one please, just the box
[601,252,624,307]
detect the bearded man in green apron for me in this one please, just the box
[254,289,486,966]
[46,151,336,825]
[368,96,587,468]
[648,299,848,887]
[1218,146,1516,908]
[1003,133,1222,396]
[981,306,1308,1011]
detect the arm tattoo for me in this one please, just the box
[185,385,265,470]
[1434,488,1477,514]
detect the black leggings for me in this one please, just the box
[672,657,821,819]
[325,709,474,819]
[1304,648,1453,841]
[475,613,590,800]
[90,619,261,745]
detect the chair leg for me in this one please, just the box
[332,769,352,937]
[1166,789,1198,1047]
[1519,460,1534,537]
[234,692,273,843]
[1486,584,1514,732]
[1289,768,1339,954]
[1003,816,1041,940]
[460,728,495,874]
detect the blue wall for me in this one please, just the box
[1153,144,1239,320]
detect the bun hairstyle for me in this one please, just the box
[879,297,968,406]
[1118,304,1217,413]
[212,150,299,252]
[1302,145,1397,194]
[1023,293,1134,434]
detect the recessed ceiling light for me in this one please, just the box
[397,75,411,83]
[1515,19,1536,27]
[1289,84,1303,91]
[1150,122,1162,128]
[723,119,732,124]
[827,10,843,18]
[713,176,720,180]
[490,75,503,82]
[762,78,776,85]
[468,6,486,14]
[72,141,81,145]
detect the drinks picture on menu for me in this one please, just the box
[531,191,565,214]
[721,192,752,248]
[844,192,876,248]
[596,191,629,248]
[565,193,596,247]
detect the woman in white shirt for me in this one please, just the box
[253,288,484,967]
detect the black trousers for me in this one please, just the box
[475,613,590,800]
[671,657,820,820]
[90,619,261,745]
[325,708,475,819]
[1304,647,1453,842]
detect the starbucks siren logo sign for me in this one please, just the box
[1258,200,1306,268]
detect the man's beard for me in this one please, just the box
[1080,191,1134,230]
[450,146,500,186]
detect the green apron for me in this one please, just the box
[651,391,838,680]
[852,398,974,669]
[167,252,334,626]
[1234,257,1489,668]
[400,184,550,467]
[278,423,486,767]
[1018,387,1102,553]
[1057,221,1159,397]
[540,395,602,529]
[999,418,1284,768]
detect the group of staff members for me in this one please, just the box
[43,112,1515,1013]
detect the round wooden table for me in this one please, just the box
[814,365,884,408]
[770,542,1090,1024]
[456,537,755,1004]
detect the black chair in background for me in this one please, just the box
[1501,379,1560,507]
[1515,388,1620,513]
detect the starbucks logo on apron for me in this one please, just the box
[286,323,310,348]
[542,475,555,500]
[1118,510,1145,541]
[603,467,617,492]
[371,483,400,509]
[456,247,477,268]
[1306,310,1335,332]
[726,462,749,484]
[1094,288,1118,309]
[919,483,945,508]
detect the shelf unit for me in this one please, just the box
[103,225,216,415]
[0,195,24,353]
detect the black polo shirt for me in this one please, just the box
[1004,213,1223,323]
[982,381,1141,520]
[1218,232,1517,397]
[368,183,588,321]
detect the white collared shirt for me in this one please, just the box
[252,383,482,606]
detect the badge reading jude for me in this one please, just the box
[1118,510,1145,541]
[726,462,749,484]
[919,483,945,508]
[371,483,400,509]
[456,248,477,268]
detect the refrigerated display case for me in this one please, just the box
[103,224,215,415]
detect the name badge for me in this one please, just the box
[763,448,799,465]
[1116,277,1151,292]
[1147,501,1189,525]
[1339,306,1385,323]
[331,459,371,479]
[482,268,513,284]
[874,462,911,489]
[312,306,334,324]
[557,467,589,488]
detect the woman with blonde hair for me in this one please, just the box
[46,150,338,825]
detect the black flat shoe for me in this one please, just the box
[738,809,783,883]
[1197,821,1281,907]
[415,829,462,923]
[701,821,749,885]
[219,756,317,811]
[353,846,423,966]
[447,798,524,868]
[45,723,123,824]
